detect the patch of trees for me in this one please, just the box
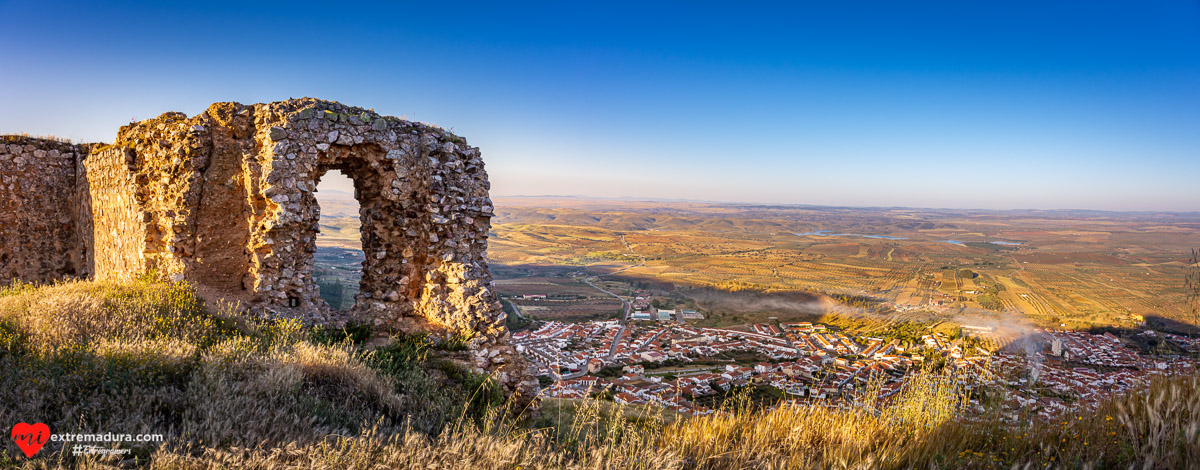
[595,366,624,378]
[501,300,534,331]
[831,294,887,312]
[977,294,1004,311]
[318,277,351,310]
[879,322,931,345]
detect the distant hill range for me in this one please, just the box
[315,189,360,218]
[483,197,1200,333]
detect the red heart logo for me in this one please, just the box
[11,423,50,458]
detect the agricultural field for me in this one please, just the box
[313,193,1200,333]
[313,246,363,310]
[487,197,1200,333]
[495,275,626,323]
[313,207,633,322]
[316,215,362,250]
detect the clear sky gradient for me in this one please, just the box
[2,1,1198,211]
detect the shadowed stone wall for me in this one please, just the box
[0,136,90,284]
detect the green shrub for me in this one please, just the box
[310,320,374,347]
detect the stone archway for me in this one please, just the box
[82,99,505,343]
[242,103,502,341]
[5,98,537,405]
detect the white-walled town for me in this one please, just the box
[511,293,1199,419]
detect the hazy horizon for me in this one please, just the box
[5,1,1199,212]
[317,172,1200,215]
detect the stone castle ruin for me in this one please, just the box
[0,98,533,399]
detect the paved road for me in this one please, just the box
[582,235,646,296]
[501,299,530,321]
[581,234,645,361]
[507,300,526,320]
[636,328,668,352]
[607,303,630,360]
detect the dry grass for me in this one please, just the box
[2,279,1198,469]
[40,369,1199,469]
[647,367,972,469]
[0,278,496,465]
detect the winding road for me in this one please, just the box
[579,234,646,361]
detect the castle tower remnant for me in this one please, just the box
[0,98,535,401]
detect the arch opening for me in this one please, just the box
[298,143,426,321]
[314,169,363,311]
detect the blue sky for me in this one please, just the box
[2,1,1198,211]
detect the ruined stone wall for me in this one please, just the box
[84,100,502,334]
[0,137,89,285]
[81,145,147,282]
[0,99,536,402]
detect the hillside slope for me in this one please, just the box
[1,279,1197,468]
